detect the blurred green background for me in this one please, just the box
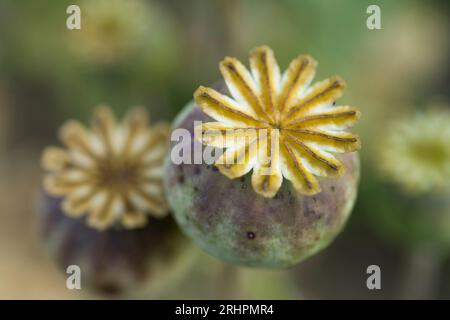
[0,0,449,299]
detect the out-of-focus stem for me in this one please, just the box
[222,0,242,53]
[214,264,240,299]
[397,244,443,300]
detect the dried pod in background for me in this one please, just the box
[37,106,195,296]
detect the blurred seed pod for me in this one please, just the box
[378,109,450,195]
[68,0,180,69]
[36,191,195,297]
[37,105,196,297]
[366,108,450,249]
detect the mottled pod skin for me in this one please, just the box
[165,85,360,268]
[36,192,194,296]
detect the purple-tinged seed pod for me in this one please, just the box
[164,81,360,268]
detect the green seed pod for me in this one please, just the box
[165,92,360,268]
[166,47,361,268]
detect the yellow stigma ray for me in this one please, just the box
[194,46,361,198]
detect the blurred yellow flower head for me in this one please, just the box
[41,106,170,230]
[69,0,153,65]
[379,108,450,194]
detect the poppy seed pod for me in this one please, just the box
[165,47,361,268]
[36,192,193,296]
[37,106,194,296]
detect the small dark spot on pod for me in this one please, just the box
[177,175,185,184]
[332,101,336,106]
[247,232,255,240]
[312,197,317,203]
[193,186,199,193]
[240,176,246,183]
[330,186,335,192]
